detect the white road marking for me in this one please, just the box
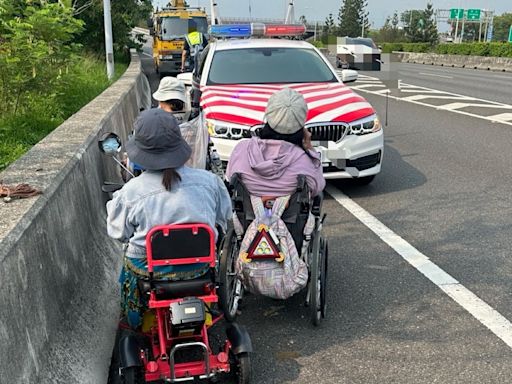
[402,95,476,102]
[341,71,512,127]
[326,185,512,349]
[487,113,512,122]
[142,52,152,58]
[418,72,453,79]
[437,102,512,111]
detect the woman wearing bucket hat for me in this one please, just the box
[106,108,232,329]
[226,87,325,197]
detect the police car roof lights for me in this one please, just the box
[209,23,306,38]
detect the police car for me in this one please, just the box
[192,23,384,183]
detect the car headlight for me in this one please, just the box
[206,120,251,140]
[348,114,381,135]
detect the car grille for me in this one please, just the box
[306,123,349,143]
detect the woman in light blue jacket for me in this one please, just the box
[107,108,231,329]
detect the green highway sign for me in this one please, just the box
[467,9,481,20]
[509,25,512,42]
[450,8,464,19]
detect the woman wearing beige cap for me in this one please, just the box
[226,87,325,197]
[153,76,189,123]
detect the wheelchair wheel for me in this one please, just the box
[122,366,144,384]
[229,352,251,384]
[320,239,328,318]
[310,233,324,326]
[219,229,242,322]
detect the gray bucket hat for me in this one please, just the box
[264,88,308,135]
[153,76,187,103]
[125,109,191,170]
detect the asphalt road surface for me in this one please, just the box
[121,42,512,383]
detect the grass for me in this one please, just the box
[0,53,128,171]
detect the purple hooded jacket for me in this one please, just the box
[225,137,326,197]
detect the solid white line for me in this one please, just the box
[419,72,453,79]
[326,185,512,349]
[142,52,152,57]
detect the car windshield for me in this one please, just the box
[206,47,337,85]
[160,17,208,40]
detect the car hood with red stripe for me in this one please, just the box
[200,82,375,126]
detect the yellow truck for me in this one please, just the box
[147,0,208,75]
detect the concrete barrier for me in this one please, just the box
[395,51,512,72]
[0,50,151,383]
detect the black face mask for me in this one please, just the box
[259,123,304,147]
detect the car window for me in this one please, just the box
[206,47,337,85]
[160,17,208,40]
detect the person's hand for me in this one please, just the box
[303,128,313,150]
[180,66,184,73]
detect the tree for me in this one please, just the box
[338,0,369,37]
[74,0,152,53]
[492,13,512,41]
[422,2,438,44]
[401,3,438,44]
[0,0,84,115]
[373,11,404,42]
[323,13,335,36]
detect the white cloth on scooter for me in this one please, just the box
[106,166,232,258]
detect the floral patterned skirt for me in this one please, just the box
[119,256,209,329]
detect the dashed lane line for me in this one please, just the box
[418,72,453,79]
[326,185,512,349]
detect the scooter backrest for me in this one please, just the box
[145,224,216,271]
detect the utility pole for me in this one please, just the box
[103,0,114,80]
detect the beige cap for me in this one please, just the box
[153,76,187,103]
[264,88,308,135]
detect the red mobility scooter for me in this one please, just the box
[118,223,252,383]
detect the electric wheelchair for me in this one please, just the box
[118,223,252,383]
[219,174,328,326]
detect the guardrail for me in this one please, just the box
[0,50,151,383]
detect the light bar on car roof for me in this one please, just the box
[209,23,306,38]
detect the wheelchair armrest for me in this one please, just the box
[311,192,324,217]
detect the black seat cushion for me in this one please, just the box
[138,270,213,300]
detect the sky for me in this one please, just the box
[154,1,511,28]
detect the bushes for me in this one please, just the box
[0,55,127,170]
[382,41,512,58]
[381,42,431,53]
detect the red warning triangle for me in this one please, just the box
[241,224,284,262]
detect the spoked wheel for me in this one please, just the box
[310,232,323,326]
[320,239,328,318]
[219,229,243,322]
[229,352,251,384]
[121,366,144,384]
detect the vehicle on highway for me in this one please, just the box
[147,0,208,75]
[336,36,382,71]
[190,24,383,183]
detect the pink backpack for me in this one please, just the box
[233,195,308,299]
